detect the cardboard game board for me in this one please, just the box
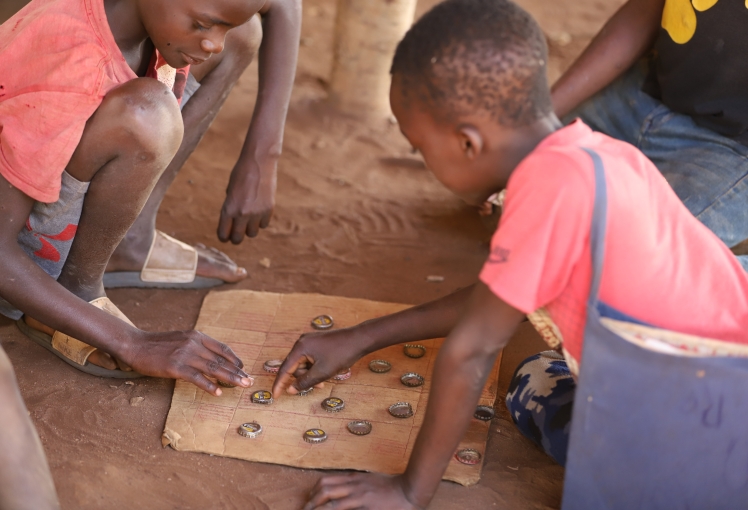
[162,290,501,486]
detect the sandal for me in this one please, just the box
[17,297,143,379]
[103,230,222,289]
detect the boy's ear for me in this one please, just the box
[457,125,483,160]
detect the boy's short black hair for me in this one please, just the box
[391,0,552,127]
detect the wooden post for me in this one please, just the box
[329,0,418,116]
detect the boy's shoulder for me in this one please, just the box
[508,120,655,202]
[0,0,132,96]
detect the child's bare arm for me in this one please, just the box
[271,285,476,395]
[551,0,665,118]
[0,175,250,395]
[303,283,525,509]
[218,0,301,244]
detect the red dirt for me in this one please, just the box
[0,0,623,508]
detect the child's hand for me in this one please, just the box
[303,473,422,510]
[218,159,277,244]
[271,328,370,396]
[125,330,253,396]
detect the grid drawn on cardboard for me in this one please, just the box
[163,290,501,486]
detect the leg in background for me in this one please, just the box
[107,17,263,283]
[505,351,576,466]
[0,347,59,510]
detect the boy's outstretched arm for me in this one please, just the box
[272,285,476,395]
[0,176,250,395]
[551,0,665,118]
[302,283,525,509]
[218,0,301,244]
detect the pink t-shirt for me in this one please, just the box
[0,0,188,203]
[480,120,748,368]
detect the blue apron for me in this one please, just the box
[562,149,748,509]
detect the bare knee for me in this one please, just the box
[103,78,184,158]
[224,15,262,67]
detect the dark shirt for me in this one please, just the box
[645,0,748,144]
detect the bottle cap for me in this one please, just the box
[400,372,424,387]
[321,397,346,413]
[297,387,314,397]
[403,344,426,359]
[388,402,414,419]
[250,390,273,405]
[303,428,328,444]
[218,380,236,388]
[455,448,482,465]
[311,315,334,330]
[332,368,352,381]
[474,405,495,421]
[238,422,263,438]
[347,420,372,436]
[368,359,392,373]
[263,359,284,374]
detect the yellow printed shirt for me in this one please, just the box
[648,0,748,142]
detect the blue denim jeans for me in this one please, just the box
[568,62,748,270]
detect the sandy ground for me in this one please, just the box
[0,0,624,508]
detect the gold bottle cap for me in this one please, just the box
[297,387,313,396]
[321,397,345,413]
[311,315,334,330]
[455,448,482,465]
[250,390,273,405]
[400,372,424,387]
[403,344,426,358]
[263,359,284,374]
[347,420,372,436]
[368,359,392,373]
[474,405,495,421]
[388,402,414,419]
[332,368,352,381]
[238,422,263,438]
[303,428,328,444]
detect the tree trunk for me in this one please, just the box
[329,0,418,116]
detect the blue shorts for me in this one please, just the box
[568,61,748,270]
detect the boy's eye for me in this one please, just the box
[194,22,210,31]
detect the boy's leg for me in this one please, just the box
[0,346,59,509]
[26,77,183,369]
[107,18,263,282]
[505,351,575,466]
[569,62,748,269]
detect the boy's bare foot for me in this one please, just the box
[106,234,247,284]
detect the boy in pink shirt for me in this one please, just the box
[270,0,748,508]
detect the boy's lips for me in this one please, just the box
[180,52,208,65]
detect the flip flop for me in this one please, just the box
[16,297,144,379]
[103,230,222,289]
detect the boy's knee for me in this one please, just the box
[101,78,184,156]
[225,15,262,66]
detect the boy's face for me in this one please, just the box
[390,78,505,207]
[138,0,262,68]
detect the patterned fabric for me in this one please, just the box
[505,351,576,466]
[0,171,89,320]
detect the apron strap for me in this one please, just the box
[580,147,607,307]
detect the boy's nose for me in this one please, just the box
[201,37,225,54]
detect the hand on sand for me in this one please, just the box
[271,328,369,396]
[218,159,277,244]
[303,473,422,510]
[126,330,253,395]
